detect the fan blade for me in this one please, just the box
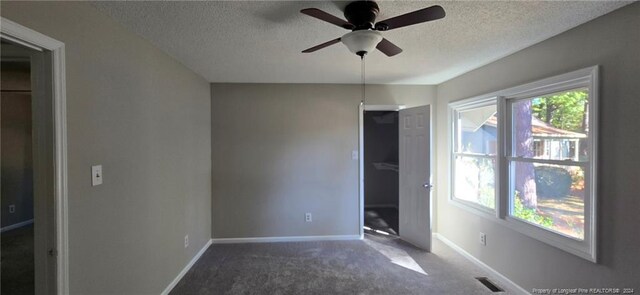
[376,38,403,57]
[302,38,342,53]
[301,8,354,30]
[375,5,445,31]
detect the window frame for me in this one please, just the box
[448,66,599,262]
[449,96,500,216]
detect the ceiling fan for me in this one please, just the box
[300,1,446,58]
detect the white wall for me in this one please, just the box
[1,2,212,294]
[434,2,640,290]
[211,83,436,239]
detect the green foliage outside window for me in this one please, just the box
[513,191,554,228]
[531,89,588,133]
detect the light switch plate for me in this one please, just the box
[91,165,103,186]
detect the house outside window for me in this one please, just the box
[507,88,589,240]
[451,98,498,211]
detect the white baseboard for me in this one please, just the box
[161,239,212,295]
[1,219,34,233]
[212,234,360,244]
[433,233,529,295]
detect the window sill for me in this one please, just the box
[502,216,596,262]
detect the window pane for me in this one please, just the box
[454,156,496,209]
[512,88,589,161]
[457,105,497,155]
[509,161,585,240]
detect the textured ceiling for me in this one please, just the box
[92,1,631,85]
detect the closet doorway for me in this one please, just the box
[1,17,69,294]
[359,104,433,251]
[363,107,401,236]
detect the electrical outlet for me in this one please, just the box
[479,232,487,246]
[9,205,15,213]
[184,235,189,248]
[305,213,312,222]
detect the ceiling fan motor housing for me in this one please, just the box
[344,1,380,30]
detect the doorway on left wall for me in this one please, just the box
[1,39,54,295]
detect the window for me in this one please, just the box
[451,98,498,211]
[507,88,589,240]
[449,67,598,262]
[533,140,544,157]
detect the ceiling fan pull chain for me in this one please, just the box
[361,55,366,105]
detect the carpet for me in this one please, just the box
[1,224,35,295]
[171,233,514,294]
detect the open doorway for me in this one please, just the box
[1,41,36,295]
[359,104,433,251]
[0,17,68,292]
[363,110,400,236]
[1,18,69,294]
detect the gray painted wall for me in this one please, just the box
[1,2,212,294]
[211,84,435,238]
[434,2,640,290]
[1,61,34,228]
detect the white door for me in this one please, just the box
[399,105,432,250]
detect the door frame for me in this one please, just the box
[1,17,69,294]
[358,104,405,239]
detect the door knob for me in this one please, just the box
[423,183,433,189]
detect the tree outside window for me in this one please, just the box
[510,88,588,240]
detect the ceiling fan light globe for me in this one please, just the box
[341,30,383,56]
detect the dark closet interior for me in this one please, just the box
[364,110,399,235]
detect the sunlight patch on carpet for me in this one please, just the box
[364,238,428,275]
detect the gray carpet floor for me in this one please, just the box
[171,233,517,295]
[1,224,35,295]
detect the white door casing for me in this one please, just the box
[399,105,432,250]
[1,17,69,294]
[358,104,405,239]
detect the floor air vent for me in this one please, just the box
[475,277,504,292]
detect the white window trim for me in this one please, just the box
[448,96,500,217]
[448,66,599,262]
